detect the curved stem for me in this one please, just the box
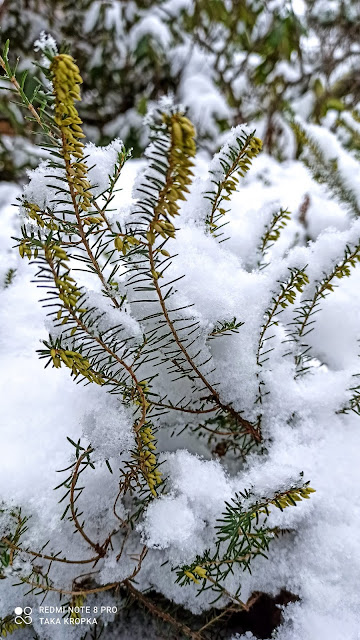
[69,449,106,554]
[208,135,254,228]
[149,245,260,441]
[124,581,203,640]
[62,136,121,309]
[18,547,147,598]
[151,401,217,415]
[0,55,57,140]
[45,252,148,434]
[1,538,100,565]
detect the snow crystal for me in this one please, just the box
[22,161,69,212]
[140,494,202,552]
[208,124,252,182]
[33,31,58,67]
[85,139,125,197]
[81,392,135,461]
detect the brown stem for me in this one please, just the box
[198,604,239,634]
[62,138,121,310]
[18,546,147,598]
[152,401,217,415]
[69,449,108,554]
[125,581,203,640]
[55,129,149,434]
[197,425,238,436]
[149,245,260,442]
[257,272,303,367]
[208,136,254,227]
[0,56,56,139]
[1,538,100,565]
[46,253,148,434]
[297,246,360,338]
[204,575,249,611]
[92,157,127,229]
[19,577,119,597]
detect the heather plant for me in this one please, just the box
[1,43,360,639]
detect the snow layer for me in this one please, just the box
[1,139,360,640]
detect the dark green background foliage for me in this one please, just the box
[1,0,360,179]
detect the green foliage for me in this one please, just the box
[208,318,244,340]
[289,242,360,375]
[2,268,16,288]
[0,43,322,630]
[340,374,360,417]
[258,208,291,269]
[1,5,360,632]
[292,120,360,218]
[205,131,262,239]
[175,483,315,601]
[256,267,308,408]
[257,268,309,367]
[2,0,360,179]
[0,615,26,636]
[0,507,29,576]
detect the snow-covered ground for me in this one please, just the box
[1,146,360,640]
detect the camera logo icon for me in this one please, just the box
[14,607,32,625]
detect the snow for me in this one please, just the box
[139,450,233,560]
[86,139,125,197]
[33,31,58,60]
[21,139,127,216]
[129,14,171,51]
[2,1,360,636]
[140,494,202,553]
[1,118,360,640]
[299,119,360,213]
[82,393,135,461]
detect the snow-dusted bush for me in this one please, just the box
[1,47,360,639]
[2,0,360,179]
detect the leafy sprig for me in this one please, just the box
[175,483,315,603]
[205,129,262,239]
[258,207,291,268]
[289,242,360,375]
[291,119,360,218]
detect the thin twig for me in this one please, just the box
[125,581,203,640]
[0,55,56,139]
[1,538,101,565]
